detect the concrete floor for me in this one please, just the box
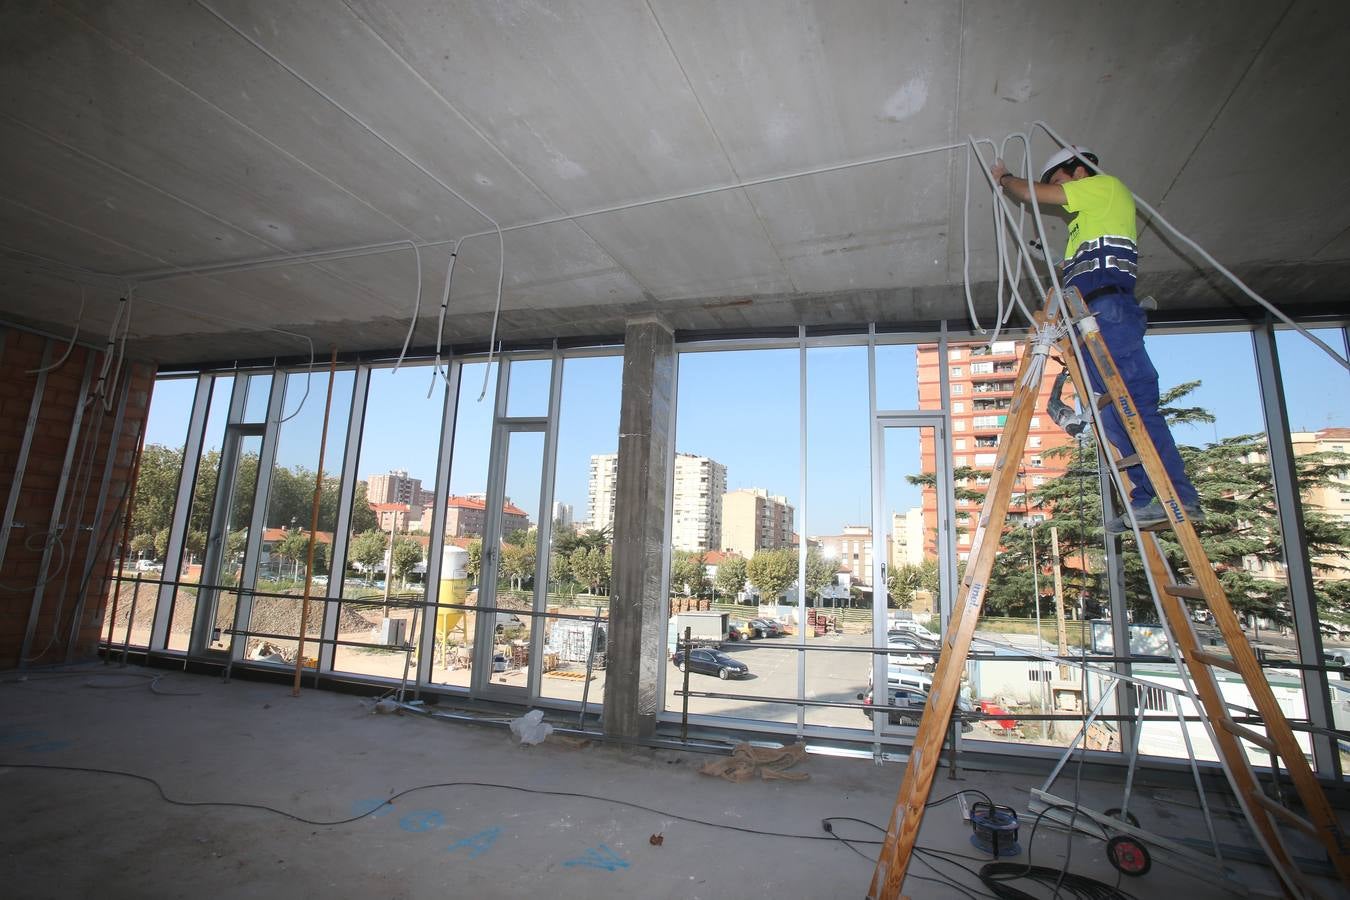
[0,665,1336,899]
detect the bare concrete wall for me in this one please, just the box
[603,317,675,739]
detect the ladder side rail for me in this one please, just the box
[1057,326,1301,893]
[867,310,1050,900]
[1062,291,1349,884]
[1139,535,1303,896]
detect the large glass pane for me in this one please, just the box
[164,375,234,652]
[1276,326,1350,776]
[875,342,919,410]
[429,361,497,689]
[334,365,443,680]
[925,335,1105,751]
[858,423,950,736]
[505,358,551,418]
[802,346,873,730]
[242,370,354,667]
[489,430,545,690]
[206,431,262,654]
[242,372,272,423]
[540,356,621,707]
[665,349,800,726]
[104,377,197,650]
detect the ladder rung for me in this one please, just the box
[1096,393,1114,409]
[1190,649,1240,673]
[1250,790,1320,839]
[1115,453,1139,468]
[1220,718,1276,755]
[1165,582,1208,600]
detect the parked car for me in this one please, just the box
[1324,648,1350,680]
[888,620,940,643]
[886,629,939,650]
[671,647,750,680]
[858,684,975,730]
[886,635,936,670]
[727,622,747,642]
[747,618,781,639]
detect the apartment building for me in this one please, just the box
[815,526,874,586]
[720,488,794,557]
[588,453,619,534]
[366,469,435,508]
[444,495,530,539]
[918,339,1075,561]
[1293,428,1350,581]
[590,452,727,551]
[890,507,926,570]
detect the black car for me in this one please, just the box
[672,647,750,680]
[859,685,975,730]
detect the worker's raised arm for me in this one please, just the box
[991,159,1067,207]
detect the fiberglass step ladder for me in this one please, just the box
[867,285,1349,900]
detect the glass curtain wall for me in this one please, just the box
[539,355,621,707]
[333,365,443,679]
[1274,326,1350,776]
[240,369,354,666]
[803,345,873,730]
[163,374,235,652]
[665,347,801,726]
[429,361,498,689]
[102,376,198,649]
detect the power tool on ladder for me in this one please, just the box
[867,285,1349,900]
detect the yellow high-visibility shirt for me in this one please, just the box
[1061,175,1136,260]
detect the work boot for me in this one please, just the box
[1105,499,1204,534]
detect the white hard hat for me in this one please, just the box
[1039,145,1099,184]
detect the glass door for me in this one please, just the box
[194,425,266,655]
[473,424,549,701]
[872,414,950,738]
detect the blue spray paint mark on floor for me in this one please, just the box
[398,810,445,833]
[562,844,629,872]
[446,827,501,859]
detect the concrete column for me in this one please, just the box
[603,316,675,740]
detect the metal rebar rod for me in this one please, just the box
[119,573,142,666]
[577,607,602,729]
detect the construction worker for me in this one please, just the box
[991,146,1202,533]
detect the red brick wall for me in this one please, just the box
[0,327,154,668]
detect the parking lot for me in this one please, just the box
[662,632,882,730]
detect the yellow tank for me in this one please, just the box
[436,544,469,646]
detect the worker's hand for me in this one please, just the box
[991,158,1010,186]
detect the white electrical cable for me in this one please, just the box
[477,225,507,402]
[391,240,424,374]
[26,286,86,376]
[102,291,133,412]
[1030,120,1349,371]
[427,244,461,399]
[91,294,128,407]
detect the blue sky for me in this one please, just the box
[143,328,1346,538]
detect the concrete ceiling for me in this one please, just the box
[1,1,1347,365]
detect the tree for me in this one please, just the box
[349,481,380,535]
[747,548,797,604]
[130,444,185,558]
[989,380,1350,625]
[500,542,536,591]
[804,548,835,603]
[571,546,609,595]
[670,550,707,597]
[888,564,924,610]
[274,529,311,581]
[465,539,483,585]
[348,530,388,581]
[391,538,423,588]
[715,555,748,602]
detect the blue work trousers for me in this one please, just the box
[1078,292,1199,510]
